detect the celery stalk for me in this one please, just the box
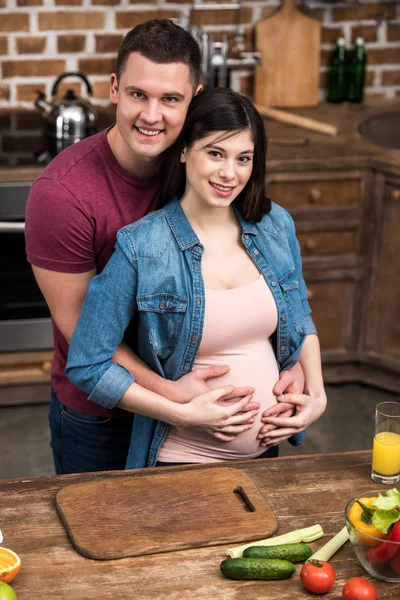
[226,524,324,558]
[306,526,349,562]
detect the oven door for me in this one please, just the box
[0,182,53,353]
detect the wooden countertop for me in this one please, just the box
[0,451,396,599]
[0,99,399,183]
[264,98,400,170]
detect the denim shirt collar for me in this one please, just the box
[165,196,258,251]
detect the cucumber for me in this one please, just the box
[220,558,295,580]
[242,542,313,563]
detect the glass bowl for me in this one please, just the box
[345,490,400,583]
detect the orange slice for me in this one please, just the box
[0,549,21,584]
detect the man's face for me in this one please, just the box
[110,52,198,169]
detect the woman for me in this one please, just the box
[66,88,326,469]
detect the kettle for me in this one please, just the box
[35,72,99,157]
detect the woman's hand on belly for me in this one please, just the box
[176,386,260,442]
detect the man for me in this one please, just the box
[25,20,302,475]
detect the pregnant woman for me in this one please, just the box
[66,88,327,469]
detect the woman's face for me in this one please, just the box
[180,129,254,210]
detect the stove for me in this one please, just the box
[0,111,54,352]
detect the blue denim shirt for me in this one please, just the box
[67,197,317,468]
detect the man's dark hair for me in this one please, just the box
[116,19,201,89]
[160,87,271,222]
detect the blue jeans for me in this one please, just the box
[48,389,133,475]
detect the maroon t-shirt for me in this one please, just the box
[25,128,160,416]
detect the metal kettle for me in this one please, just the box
[35,72,98,157]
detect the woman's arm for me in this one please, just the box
[118,381,259,442]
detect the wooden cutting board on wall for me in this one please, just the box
[255,0,321,107]
[56,467,278,559]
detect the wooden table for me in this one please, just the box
[1,451,397,599]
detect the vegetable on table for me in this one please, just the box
[370,487,400,533]
[220,558,295,580]
[226,524,324,559]
[300,560,336,594]
[342,577,377,600]
[389,549,400,575]
[367,520,400,565]
[243,542,312,563]
[347,497,386,546]
[307,525,349,562]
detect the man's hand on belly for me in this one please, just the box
[256,365,304,446]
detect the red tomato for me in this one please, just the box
[300,560,336,594]
[342,577,377,600]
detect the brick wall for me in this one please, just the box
[0,0,399,108]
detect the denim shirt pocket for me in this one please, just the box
[278,269,306,334]
[137,293,188,360]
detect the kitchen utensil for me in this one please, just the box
[56,467,278,560]
[256,104,338,136]
[254,0,321,107]
[35,72,98,157]
[269,137,309,146]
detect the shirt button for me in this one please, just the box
[194,264,199,271]
[192,335,198,343]
[281,345,286,351]
[184,363,190,372]
[197,297,201,306]
[281,315,286,321]
[253,249,259,255]
[271,281,276,287]
[159,302,165,309]
[244,235,249,240]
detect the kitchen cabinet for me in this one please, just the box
[0,351,52,406]
[361,171,400,388]
[267,161,400,393]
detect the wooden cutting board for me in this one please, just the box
[56,467,277,560]
[255,0,321,107]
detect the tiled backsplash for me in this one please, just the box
[0,0,399,108]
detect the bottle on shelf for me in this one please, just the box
[347,37,367,103]
[327,38,347,104]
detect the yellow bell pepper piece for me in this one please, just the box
[348,497,387,547]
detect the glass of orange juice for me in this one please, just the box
[371,401,400,485]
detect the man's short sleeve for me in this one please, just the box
[25,176,96,273]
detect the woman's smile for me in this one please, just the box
[180,129,255,210]
[209,181,236,197]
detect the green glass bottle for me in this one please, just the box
[327,38,347,104]
[347,37,367,103]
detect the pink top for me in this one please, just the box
[158,275,279,463]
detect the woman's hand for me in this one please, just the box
[176,385,260,442]
[258,391,327,448]
[257,365,303,441]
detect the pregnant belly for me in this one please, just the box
[159,342,280,462]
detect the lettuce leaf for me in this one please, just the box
[372,488,400,511]
[370,488,400,533]
[372,508,400,534]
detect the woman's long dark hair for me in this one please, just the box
[159,87,271,222]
